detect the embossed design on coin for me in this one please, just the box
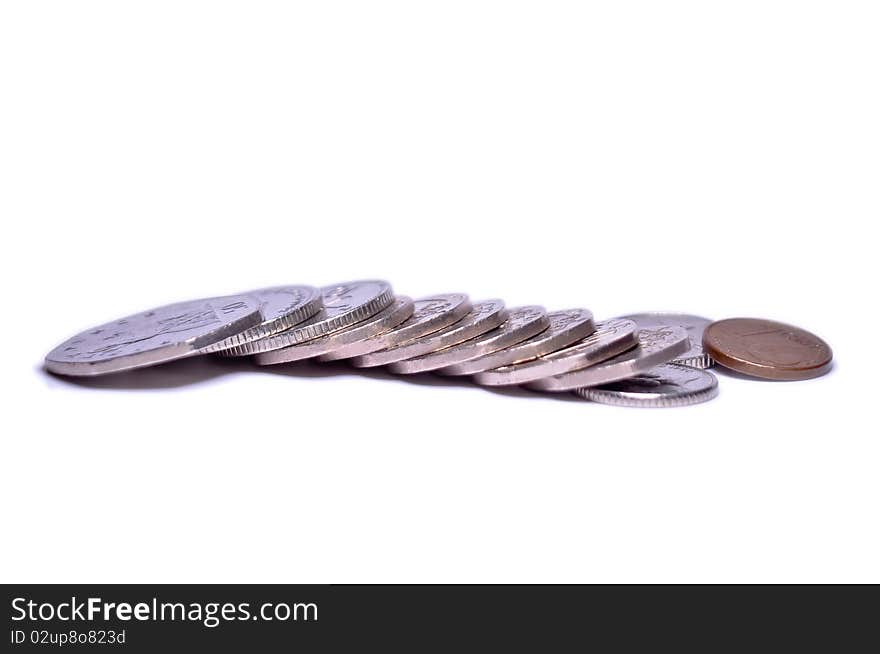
[472,318,637,387]
[527,325,690,392]
[221,280,394,356]
[202,285,323,353]
[351,299,507,368]
[573,364,719,407]
[443,308,595,376]
[390,306,549,375]
[318,293,472,362]
[255,297,415,365]
[621,312,714,368]
[702,317,833,380]
[45,295,263,376]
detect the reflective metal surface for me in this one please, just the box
[527,326,690,392]
[255,297,415,365]
[222,280,394,356]
[45,295,262,376]
[574,364,719,407]
[392,306,548,375]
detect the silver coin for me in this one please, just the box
[351,299,508,368]
[318,293,472,362]
[620,312,714,369]
[573,364,719,407]
[45,294,262,376]
[254,296,415,365]
[441,308,595,376]
[473,318,638,387]
[527,325,691,392]
[201,285,323,353]
[391,306,549,375]
[221,280,394,356]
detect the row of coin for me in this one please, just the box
[44,280,833,407]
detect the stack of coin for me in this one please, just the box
[44,279,834,408]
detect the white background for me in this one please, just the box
[1,1,877,583]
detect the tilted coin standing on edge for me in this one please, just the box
[526,325,691,392]
[620,312,714,369]
[472,318,638,387]
[44,295,263,376]
[220,280,395,357]
[350,299,508,368]
[390,306,549,375]
[254,297,415,365]
[702,317,833,380]
[438,308,595,376]
[201,285,323,353]
[318,293,472,362]
[573,364,719,407]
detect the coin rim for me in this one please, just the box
[254,296,415,365]
[527,326,691,392]
[385,304,511,374]
[438,308,595,376]
[351,299,507,368]
[620,311,715,370]
[221,280,395,356]
[472,319,639,387]
[391,306,546,375]
[317,293,472,362]
[200,285,323,353]
[670,352,716,369]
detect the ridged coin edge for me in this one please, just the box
[201,287,324,353]
[220,286,395,357]
[573,369,719,408]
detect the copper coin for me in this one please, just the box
[702,318,832,381]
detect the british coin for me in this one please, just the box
[573,364,719,407]
[350,299,507,368]
[254,296,415,365]
[527,325,691,392]
[702,317,833,380]
[201,285,323,353]
[45,294,262,376]
[221,280,394,356]
[318,293,472,362]
[390,306,549,375]
[440,308,595,376]
[620,312,714,368]
[472,318,638,387]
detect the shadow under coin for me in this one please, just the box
[42,352,599,403]
[275,360,585,403]
[254,359,399,381]
[40,354,258,391]
[406,371,589,402]
[258,358,587,402]
[479,383,587,403]
[710,361,836,383]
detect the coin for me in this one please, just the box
[221,280,394,356]
[254,297,415,365]
[201,285,323,353]
[702,317,833,380]
[473,318,638,387]
[527,325,691,392]
[620,312,714,369]
[318,293,472,362]
[390,306,549,375]
[439,308,595,376]
[44,295,263,376]
[350,299,507,368]
[573,364,719,407]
